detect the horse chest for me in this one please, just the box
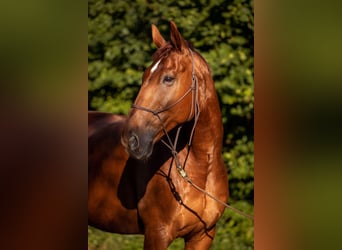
[136,157,210,227]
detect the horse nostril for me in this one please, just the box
[128,134,139,151]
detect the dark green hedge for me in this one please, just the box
[88,0,254,249]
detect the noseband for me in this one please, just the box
[131,49,200,173]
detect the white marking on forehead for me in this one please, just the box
[150,59,161,73]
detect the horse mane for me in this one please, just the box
[152,41,211,75]
[152,43,173,61]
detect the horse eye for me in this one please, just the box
[162,75,175,85]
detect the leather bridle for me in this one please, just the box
[131,49,200,172]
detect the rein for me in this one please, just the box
[131,49,254,221]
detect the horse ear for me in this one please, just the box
[170,21,187,52]
[152,24,167,48]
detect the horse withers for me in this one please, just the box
[88,21,228,249]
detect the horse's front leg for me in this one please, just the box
[184,227,216,250]
[143,225,174,250]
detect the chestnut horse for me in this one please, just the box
[88,21,228,249]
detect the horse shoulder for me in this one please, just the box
[203,156,228,227]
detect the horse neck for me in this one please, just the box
[190,74,223,157]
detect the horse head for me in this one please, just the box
[122,22,201,160]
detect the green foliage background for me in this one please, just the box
[88,0,254,249]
